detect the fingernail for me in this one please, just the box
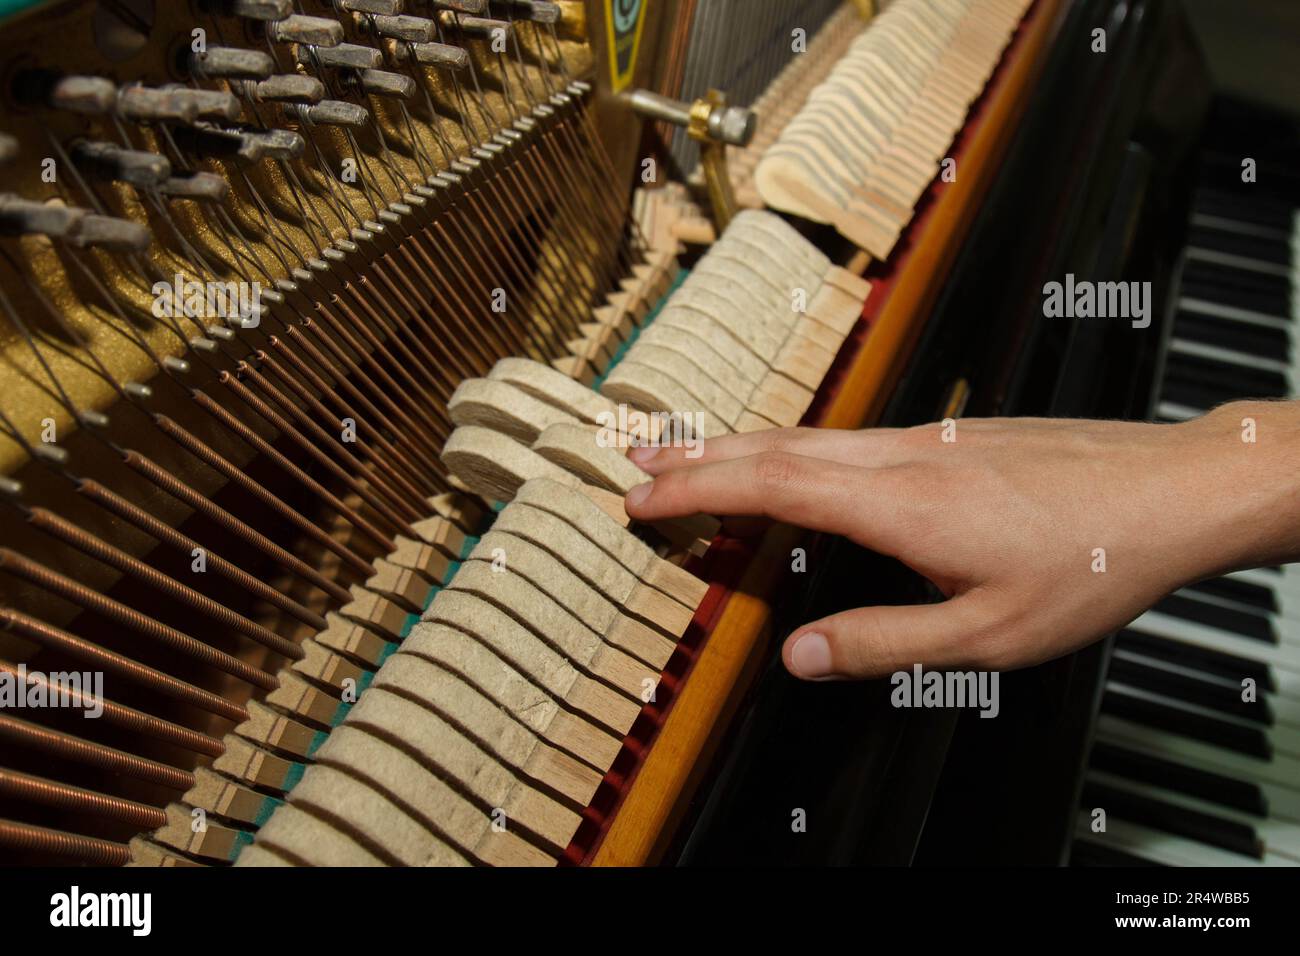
[625,481,653,509]
[627,445,660,465]
[789,632,833,679]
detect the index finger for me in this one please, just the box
[624,450,916,554]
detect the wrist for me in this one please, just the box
[1179,400,1300,577]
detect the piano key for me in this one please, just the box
[1186,225,1293,269]
[1096,714,1300,798]
[1185,245,1296,281]
[1152,592,1277,644]
[1169,585,1300,651]
[1126,610,1300,675]
[1191,212,1293,243]
[1101,685,1272,759]
[1180,286,1293,324]
[1073,813,1285,866]
[1083,777,1264,859]
[1092,768,1300,862]
[1107,654,1272,725]
[1192,188,1297,233]
[1109,675,1300,758]
[1186,576,1279,614]
[1090,740,1268,816]
[1171,313,1291,359]
[1163,350,1290,398]
[1168,339,1294,389]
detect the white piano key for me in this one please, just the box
[1088,769,1300,861]
[1185,246,1297,281]
[1190,212,1292,243]
[1169,337,1294,380]
[1107,680,1300,759]
[1128,610,1300,676]
[1074,813,1287,866]
[1096,714,1300,799]
[1176,295,1292,330]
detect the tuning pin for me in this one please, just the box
[67,214,152,252]
[71,141,172,187]
[14,71,118,114]
[295,43,384,70]
[439,13,511,38]
[243,128,306,160]
[339,0,403,13]
[283,100,370,128]
[387,41,469,69]
[362,14,435,42]
[161,86,242,122]
[0,194,85,238]
[0,134,16,164]
[232,74,326,104]
[497,1,561,24]
[33,444,69,465]
[432,0,487,12]
[117,86,199,123]
[269,15,345,47]
[78,410,110,429]
[342,69,415,98]
[169,127,266,164]
[218,0,292,19]
[158,171,231,202]
[191,47,275,80]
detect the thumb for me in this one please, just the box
[782,596,995,681]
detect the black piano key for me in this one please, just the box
[1172,311,1291,359]
[1090,741,1268,816]
[1180,263,1292,318]
[1116,629,1275,692]
[1082,780,1264,860]
[1185,576,1279,614]
[1187,226,1293,268]
[1194,188,1297,232]
[1153,593,1276,644]
[1101,690,1272,760]
[1180,284,1293,322]
[1164,352,1284,393]
[1109,656,1273,726]
[1070,841,1163,867]
[1160,377,1234,411]
[1164,351,1290,399]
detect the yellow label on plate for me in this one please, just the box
[605,0,647,93]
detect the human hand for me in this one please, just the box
[624,401,1300,680]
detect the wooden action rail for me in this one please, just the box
[589,0,1065,866]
